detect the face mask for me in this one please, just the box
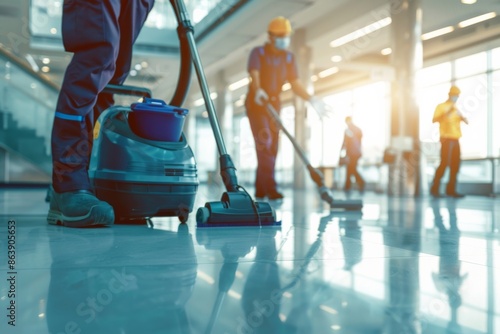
[274,37,290,50]
[451,96,458,103]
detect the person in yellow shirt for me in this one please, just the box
[430,86,468,198]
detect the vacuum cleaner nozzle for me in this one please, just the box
[196,191,280,228]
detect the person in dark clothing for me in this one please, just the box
[47,0,155,227]
[342,116,365,191]
[245,16,329,200]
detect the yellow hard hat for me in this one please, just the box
[449,85,461,96]
[268,16,292,36]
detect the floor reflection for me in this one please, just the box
[0,188,498,333]
[46,225,197,334]
[431,199,468,334]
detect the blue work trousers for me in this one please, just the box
[245,99,281,196]
[51,0,155,193]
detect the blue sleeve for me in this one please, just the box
[247,48,261,72]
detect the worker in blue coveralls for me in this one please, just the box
[245,16,329,200]
[47,0,155,227]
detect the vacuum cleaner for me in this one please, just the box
[266,103,363,211]
[90,0,278,227]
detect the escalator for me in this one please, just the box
[0,46,57,183]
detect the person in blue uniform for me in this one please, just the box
[245,16,328,200]
[48,0,155,227]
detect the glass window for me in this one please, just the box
[454,52,487,78]
[30,0,241,49]
[320,91,353,166]
[492,47,500,70]
[416,62,451,87]
[352,82,391,164]
[195,115,217,181]
[455,75,489,158]
[238,116,257,171]
[310,91,352,166]
[276,105,295,170]
[492,70,500,156]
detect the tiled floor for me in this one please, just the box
[0,186,499,333]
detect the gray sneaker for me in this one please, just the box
[47,190,114,227]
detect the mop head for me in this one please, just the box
[318,186,363,211]
[196,191,280,228]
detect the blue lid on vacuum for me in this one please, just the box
[129,98,189,141]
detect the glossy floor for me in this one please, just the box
[0,186,499,334]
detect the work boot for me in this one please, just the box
[430,185,441,198]
[267,191,284,200]
[47,190,114,227]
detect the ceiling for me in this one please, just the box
[1,0,500,108]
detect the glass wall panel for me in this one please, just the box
[351,82,391,163]
[238,116,257,171]
[276,105,295,170]
[492,47,500,70]
[416,62,451,87]
[491,70,500,157]
[30,0,245,49]
[455,74,488,158]
[455,52,487,78]
[321,91,353,167]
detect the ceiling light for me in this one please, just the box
[50,28,57,34]
[42,57,50,64]
[421,26,454,40]
[228,77,249,91]
[318,67,339,78]
[41,66,50,73]
[331,55,342,62]
[330,17,392,48]
[381,48,392,55]
[458,12,496,28]
[282,83,291,91]
[461,0,477,4]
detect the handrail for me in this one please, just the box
[0,46,60,93]
[461,156,500,162]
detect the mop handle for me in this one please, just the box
[266,103,312,167]
[171,0,228,156]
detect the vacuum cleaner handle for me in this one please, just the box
[170,0,228,157]
[171,0,242,193]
